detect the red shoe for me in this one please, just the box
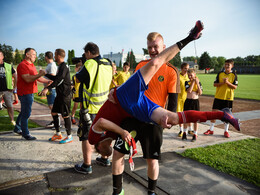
[224,131,230,138]
[189,20,204,40]
[204,130,214,135]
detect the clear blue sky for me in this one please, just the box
[0,0,259,59]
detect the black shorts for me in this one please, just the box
[52,95,71,117]
[78,113,96,141]
[212,98,233,111]
[113,118,163,160]
[73,97,81,103]
[184,99,200,111]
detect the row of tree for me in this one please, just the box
[1,44,259,72]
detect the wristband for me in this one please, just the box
[13,89,17,94]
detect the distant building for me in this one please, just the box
[103,51,150,67]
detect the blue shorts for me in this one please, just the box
[116,70,160,123]
[47,88,56,106]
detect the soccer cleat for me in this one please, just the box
[182,132,187,140]
[189,20,204,40]
[221,108,240,131]
[191,134,197,142]
[71,117,76,124]
[96,157,111,166]
[224,131,230,138]
[204,130,214,135]
[74,163,92,174]
[49,134,62,141]
[178,131,183,137]
[59,136,73,144]
[116,189,124,195]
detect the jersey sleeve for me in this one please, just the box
[214,72,221,83]
[232,73,238,85]
[185,81,190,91]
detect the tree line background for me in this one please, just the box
[1,43,259,73]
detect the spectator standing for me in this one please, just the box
[42,49,73,144]
[0,50,17,125]
[204,59,238,138]
[116,62,131,86]
[44,51,58,128]
[182,69,203,142]
[13,48,47,140]
[109,62,118,90]
[177,62,189,137]
[74,42,112,174]
[71,62,83,124]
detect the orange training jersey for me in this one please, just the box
[135,60,180,108]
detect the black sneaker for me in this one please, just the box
[46,121,54,128]
[96,157,111,166]
[51,124,62,130]
[191,134,197,142]
[23,135,37,140]
[13,130,22,136]
[182,132,187,140]
[74,163,92,174]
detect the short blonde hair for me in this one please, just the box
[147,32,164,42]
[187,68,196,74]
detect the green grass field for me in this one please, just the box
[0,110,40,132]
[197,74,260,100]
[181,138,260,187]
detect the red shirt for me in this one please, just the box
[88,89,131,145]
[17,59,38,96]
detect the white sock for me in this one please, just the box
[68,134,72,139]
[224,123,229,132]
[188,126,193,132]
[193,131,198,135]
[184,128,188,133]
[210,123,215,131]
[56,132,61,136]
[179,126,183,132]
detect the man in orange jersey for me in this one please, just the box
[112,31,180,194]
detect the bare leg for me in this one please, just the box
[82,140,93,166]
[7,107,14,121]
[147,159,159,180]
[112,150,125,175]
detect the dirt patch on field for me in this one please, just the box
[200,96,260,138]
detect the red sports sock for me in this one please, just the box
[177,111,224,124]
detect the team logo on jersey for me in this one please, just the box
[158,76,164,82]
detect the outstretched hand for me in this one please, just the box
[39,69,46,76]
